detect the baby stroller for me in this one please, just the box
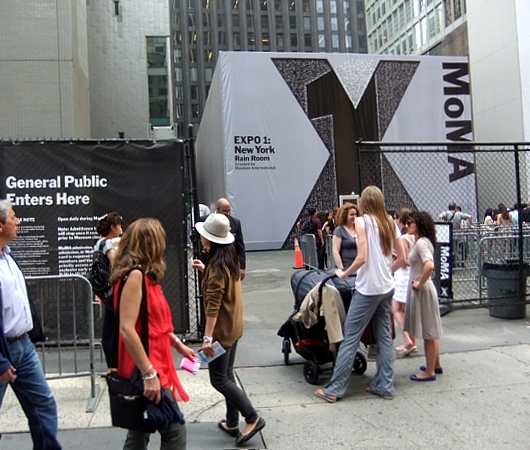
[277,269,367,385]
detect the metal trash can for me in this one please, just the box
[481,261,528,319]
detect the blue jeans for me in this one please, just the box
[0,335,61,450]
[208,340,258,428]
[323,289,395,399]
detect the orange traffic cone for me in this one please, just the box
[293,238,304,269]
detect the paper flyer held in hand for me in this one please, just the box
[198,341,226,363]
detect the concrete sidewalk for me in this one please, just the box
[2,250,530,449]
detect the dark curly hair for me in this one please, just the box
[409,210,436,247]
[95,212,122,237]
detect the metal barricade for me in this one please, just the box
[326,233,335,269]
[300,234,318,269]
[26,274,99,412]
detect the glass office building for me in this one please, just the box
[171,0,368,138]
[364,0,467,56]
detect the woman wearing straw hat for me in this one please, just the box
[192,213,265,446]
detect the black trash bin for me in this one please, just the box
[481,261,528,319]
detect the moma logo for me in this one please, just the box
[442,62,474,182]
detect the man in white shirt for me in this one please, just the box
[0,200,61,449]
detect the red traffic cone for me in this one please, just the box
[293,238,304,269]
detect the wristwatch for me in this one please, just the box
[202,335,213,343]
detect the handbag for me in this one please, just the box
[360,314,396,346]
[106,269,156,433]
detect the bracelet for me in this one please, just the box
[142,370,158,381]
[141,364,153,377]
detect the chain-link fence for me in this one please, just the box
[355,142,530,316]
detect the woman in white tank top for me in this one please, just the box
[315,186,405,403]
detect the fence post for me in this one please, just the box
[514,145,526,306]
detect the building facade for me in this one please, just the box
[0,0,91,139]
[171,0,368,138]
[364,0,467,56]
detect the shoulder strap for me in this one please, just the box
[98,238,108,253]
[110,268,148,368]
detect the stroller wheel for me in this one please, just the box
[353,352,367,374]
[303,360,320,385]
[281,339,291,364]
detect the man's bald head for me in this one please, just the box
[216,198,232,217]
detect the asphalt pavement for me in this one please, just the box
[2,250,530,449]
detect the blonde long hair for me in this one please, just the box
[360,186,396,256]
[110,218,167,283]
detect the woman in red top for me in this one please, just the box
[111,218,196,450]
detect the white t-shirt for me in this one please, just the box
[354,215,398,296]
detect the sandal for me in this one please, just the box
[397,345,417,356]
[315,388,337,403]
[365,386,393,400]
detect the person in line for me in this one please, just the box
[322,207,339,237]
[483,208,495,227]
[111,218,196,449]
[496,204,512,229]
[438,202,473,230]
[214,198,247,280]
[192,214,265,445]
[317,211,329,269]
[94,212,123,369]
[392,208,416,357]
[0,200,62,449]
[315,186,405,402]
[403,211,443,381]
[332,203,361,274]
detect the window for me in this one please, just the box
[304,16,311,31]
[191,85,199,100]
[305,33,312,47]
[331,17,338,30]
[318,33,325,48]
[190,67,198,82]
[233,13,240,27]
[316,0,323,13]
[290,15,296,28]
[147,37,170,126]
[291,33,297,47]
[276,33,284,47]
[318,16,325,30]
[205,67,213,82]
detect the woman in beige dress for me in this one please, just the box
[404,211,442,381]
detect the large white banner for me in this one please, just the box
[196,52,474,250]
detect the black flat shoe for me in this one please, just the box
[218,420,239,437]
[235,417,266,445]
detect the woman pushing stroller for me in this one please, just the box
[315,186,405,402]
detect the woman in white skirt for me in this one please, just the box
[404,211,443,381]
[392,208,416,356]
